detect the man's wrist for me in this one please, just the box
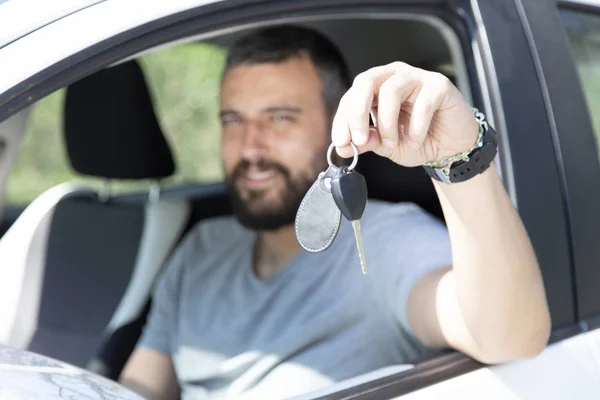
[423,109,497,184]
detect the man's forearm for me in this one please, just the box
[434,166,551,360]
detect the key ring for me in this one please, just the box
[327,142,358,171]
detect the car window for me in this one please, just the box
[140,43,226,185]
[5,43,225,206]
[560,8,600,156]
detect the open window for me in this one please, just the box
[0,9,486,396]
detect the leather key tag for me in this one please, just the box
[295,165,342,252]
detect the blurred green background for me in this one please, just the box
[6,43,227,205]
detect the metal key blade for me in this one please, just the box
[351,220,367,274]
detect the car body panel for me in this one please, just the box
[396,331,600,399]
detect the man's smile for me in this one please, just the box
[239,167,279,190]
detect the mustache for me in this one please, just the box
[230,159,290,182]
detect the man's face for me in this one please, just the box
[220,56,331,231]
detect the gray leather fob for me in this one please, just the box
[295,165,342,252]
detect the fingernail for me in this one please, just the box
[383,139,396,148]
[409,139,421,148]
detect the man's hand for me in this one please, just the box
[332,61,551,364]
[332,62,478,167]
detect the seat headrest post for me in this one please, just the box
[149,182,161,204]
[99,179,111,203]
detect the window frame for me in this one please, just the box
[0,0,580,397]
[555,0,600,327]
[475,0,577,332]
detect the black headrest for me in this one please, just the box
[356,152,443,220]
[64,61,175,180]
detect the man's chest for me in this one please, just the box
[174,244,396,351]
[170,246,410,395]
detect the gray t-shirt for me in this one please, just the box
[138,200,452,399]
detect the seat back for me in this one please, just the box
[0,61,190,373]
[0,183,95,350]
[356,152,443,220]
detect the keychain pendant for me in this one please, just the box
[294,164,342,252]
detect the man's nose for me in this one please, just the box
[241,120,268,162]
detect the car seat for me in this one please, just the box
[0,61,190,375]
[356,153,443,220]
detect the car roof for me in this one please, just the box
[0,0,104,48]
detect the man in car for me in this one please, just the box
[120,26,551,399]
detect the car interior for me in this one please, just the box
[0,15,473,388]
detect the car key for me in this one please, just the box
[295,141,369,275]
[328,145,369,274]
[331,167,368,274]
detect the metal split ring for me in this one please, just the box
[327,142,358,171]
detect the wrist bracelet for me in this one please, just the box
[422,108,497,184]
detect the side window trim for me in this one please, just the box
[556,3,600,325]
[476,0,578,329]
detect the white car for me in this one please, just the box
[1,0,600,399]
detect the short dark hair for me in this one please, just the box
[224,25,351,116]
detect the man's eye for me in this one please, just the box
[222,116,242,125]
[272,114,295,122]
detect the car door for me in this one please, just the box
[0,0,586,398]
[388,0,600,398]
[297,1,591,398]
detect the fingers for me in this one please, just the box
[336,127,381,158]
[376,72,419,149]
[333,63,454,155]
[346,67,387,145]
[331,93,352,147]
[408,73,450,147]
[332,65,393,147]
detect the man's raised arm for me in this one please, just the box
[331,61,551,363]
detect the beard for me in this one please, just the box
[226,155,327,231]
